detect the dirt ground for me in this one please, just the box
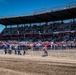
[0,54,76,75]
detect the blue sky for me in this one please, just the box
[0,0,76,32]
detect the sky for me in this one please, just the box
[0,0,76,32]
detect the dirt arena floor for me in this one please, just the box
[0,54,76,75]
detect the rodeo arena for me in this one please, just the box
[0,2,76,75]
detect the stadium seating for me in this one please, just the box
[1,21,76,42]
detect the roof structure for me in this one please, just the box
[0,6,76,26]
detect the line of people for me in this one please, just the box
[3,43,25,55]
[2,42,48,56]
[1,41,76,56]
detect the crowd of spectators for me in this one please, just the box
[1,21,76,35]
[0,21,76,49]
[1,22,76,42]
[0,40,76,55]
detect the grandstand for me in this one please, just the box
[0,2,76,42]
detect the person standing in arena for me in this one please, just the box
[3,43,8,54]
[42,46,48,57]
[14,43,18,55]
[8,44,13,54]
[18,43,22,55]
